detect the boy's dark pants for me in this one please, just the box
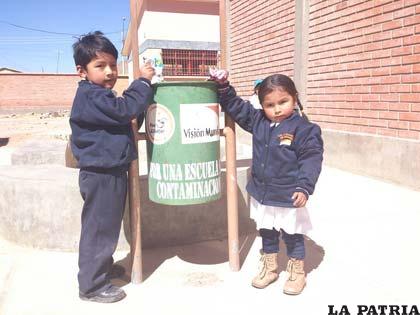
[77,167,127,295]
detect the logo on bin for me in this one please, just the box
[180,103,219,144]
[146,103,175,145]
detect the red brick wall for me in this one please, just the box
[228,0,420,140]
[229,0,296,98]
[0,73,129,111]
[306,0,420,140]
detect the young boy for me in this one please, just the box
[70,31,155,303]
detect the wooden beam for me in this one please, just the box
[219,0,240,272]
[164,0,217,2]
[147,1,218,14]
[128,0,144,284]
[122,0,147,57]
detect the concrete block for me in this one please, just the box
[11,140,67,165]
[323,130,420,190]
[0,164,255,251]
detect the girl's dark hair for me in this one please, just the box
[258,74,306,118]
[72,31,118,68]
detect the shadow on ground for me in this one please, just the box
[113,232,256,285]
[0,138,9,147]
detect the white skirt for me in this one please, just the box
[250,197,312,235]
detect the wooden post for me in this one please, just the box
[128,0,143,284]
[219,0,240,271]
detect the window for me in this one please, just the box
[162,49,218,76]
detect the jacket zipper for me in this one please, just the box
[260,124,275,203]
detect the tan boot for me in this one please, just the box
[251,253,279,288]
[283,258,306,295]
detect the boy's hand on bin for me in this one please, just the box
[209,67,229,85]
[292,191,307,208]
[139,63,155,82]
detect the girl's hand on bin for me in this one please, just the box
[209,67,229,85]
[139,63,155,81]
[292,191,307,208]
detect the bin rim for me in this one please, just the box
[152,81,217,87]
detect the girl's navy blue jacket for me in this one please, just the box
[69,78,153,169]
[219,85,324,208]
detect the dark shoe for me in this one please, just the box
[79,285,126,303]
[108,264,126,279]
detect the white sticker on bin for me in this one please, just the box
[180,103,220,144]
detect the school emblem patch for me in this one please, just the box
[278,133,294,146]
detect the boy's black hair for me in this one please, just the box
[258,74,308,120]
[72,31,118,68]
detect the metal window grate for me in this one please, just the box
[162,49,218,76]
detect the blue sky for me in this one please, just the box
[0,0,130,73]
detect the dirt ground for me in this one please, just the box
[0,110,71,148]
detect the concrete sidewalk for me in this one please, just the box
[1,166,420,315]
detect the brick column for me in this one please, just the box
[293,0,310,105]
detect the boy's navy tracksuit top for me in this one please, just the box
[70,78,153,295]
[70,79,153,169]
[219,85,324,208]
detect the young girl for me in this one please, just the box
[210,69,323,295]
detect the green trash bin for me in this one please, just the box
[145,81,221,205]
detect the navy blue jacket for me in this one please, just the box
[219,85,323,207]
[69,78,153,169]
